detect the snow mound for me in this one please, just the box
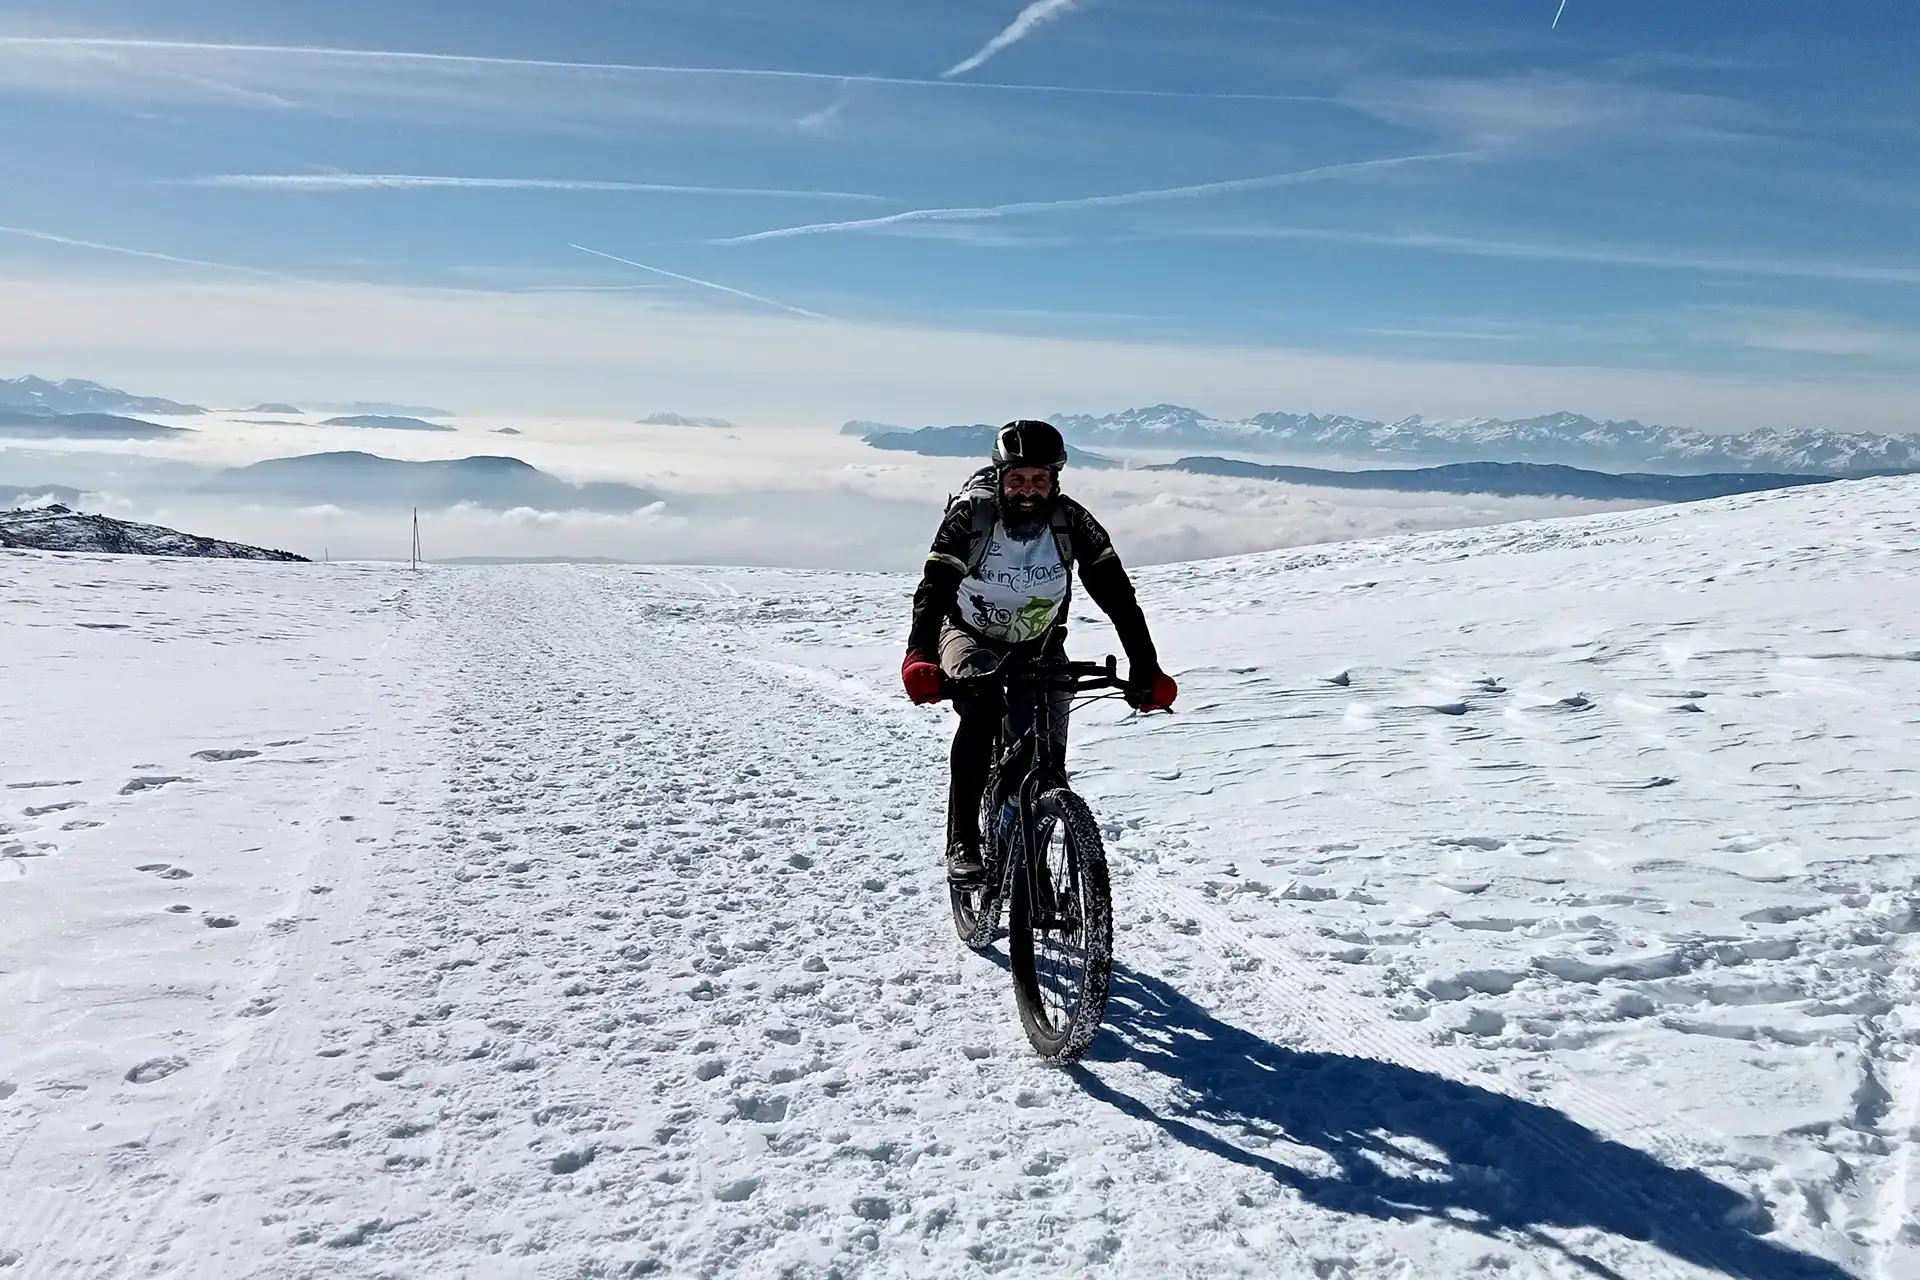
[0,505,306,560]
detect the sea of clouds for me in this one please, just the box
[0,415,1636,570]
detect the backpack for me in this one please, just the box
[948,466,1075,576]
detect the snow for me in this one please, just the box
[4,478,1918,1278]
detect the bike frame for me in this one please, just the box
[988,654,1122,901]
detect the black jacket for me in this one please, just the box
[907,492,1158,674]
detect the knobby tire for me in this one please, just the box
[1008,788,1112,1063]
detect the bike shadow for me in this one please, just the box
[1057,962,1855,1280]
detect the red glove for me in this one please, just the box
[1128,670,1178,712]
[902,651,944,705]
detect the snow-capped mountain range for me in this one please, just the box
[0,376,204,417]
[1048,405,1920,476]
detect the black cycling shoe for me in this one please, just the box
[946,837,987,885]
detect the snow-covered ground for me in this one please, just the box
[3,478,1917,1278]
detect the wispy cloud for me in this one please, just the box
[709,151,1483,245]
[797,79,861,134]
[1186,224,1920,287]
[569,244,838,322]
[180,173,892,201]
[945,0,1083,79]
[0,35,1336,106]
[1346,72,1760,148]
[1699,306,1920,361]
[12,274,1920,433]
[0,224,289,278]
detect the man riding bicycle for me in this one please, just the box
[900,420,1178,884]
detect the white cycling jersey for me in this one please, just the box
[954,519,1069,643]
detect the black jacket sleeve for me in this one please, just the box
[907,501,975,657]
[1060,499,1158,674]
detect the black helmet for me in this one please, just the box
[992,419,1067,472]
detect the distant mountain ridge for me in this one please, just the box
[640,413,735,429]
[0,505,304,560]
[320,415,456,433]
[0,485,86,508]
[0,408,190,441]
[312,401,453,418]
[863,424,1118,468]
[202,451,659,513]
[1165,457,1837,503]
[0,376,205,417]
[1046,405,1920,477]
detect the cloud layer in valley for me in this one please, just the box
[2,411,1637,570]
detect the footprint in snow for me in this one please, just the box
[125,1056,188,1084]
[548,1146,596,1175]
[203,913,240,929]
[137,863,194,880]
[191,748,259,762]
[1437,836,1506,852]
[119,776,188,796]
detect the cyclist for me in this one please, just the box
[900,420,1177,884]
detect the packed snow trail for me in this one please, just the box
[5,478,1918,1277]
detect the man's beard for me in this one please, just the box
[1003,491,1052,538]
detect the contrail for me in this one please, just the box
[0,36,1336,105]
[1188,223,1920,286]
[711,150,1485,245]
[181,173,891,201]
[569,244,837,322]
[945,0,1081,79]
[0,224,288,277]
[1552,0,1570,29]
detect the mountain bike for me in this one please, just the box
[948,654,1129,1064]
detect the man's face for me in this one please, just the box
[1001,466,1055,517]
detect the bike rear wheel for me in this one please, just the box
[949,763,1010,951]
[1008,787,1112,1063]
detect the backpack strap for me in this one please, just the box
[1049,504,1075,573]
[964,496,997,574]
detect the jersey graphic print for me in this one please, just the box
[956,521,1069,643]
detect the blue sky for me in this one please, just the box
[0,1,1916,427]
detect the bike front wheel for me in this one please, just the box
[1008,787,1113,1063]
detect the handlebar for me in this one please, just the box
[941,653,1126,697]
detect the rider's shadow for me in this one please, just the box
[1064,964,1853,1280]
